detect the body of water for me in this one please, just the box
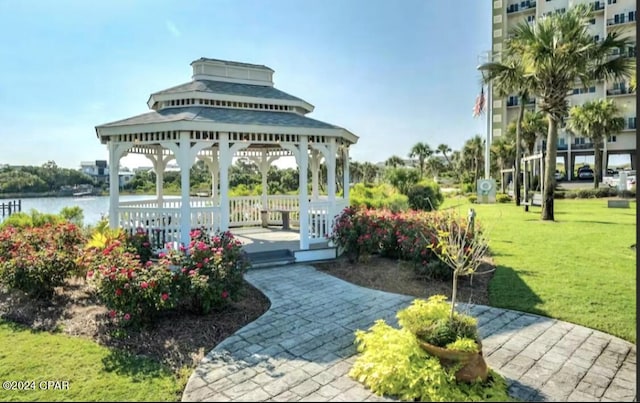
[0,195,166,226]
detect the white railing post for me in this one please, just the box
[219,133,230,230]
[178,132,192,247]
[299,137,310,250]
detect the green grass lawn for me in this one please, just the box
[442,197,636,343]
[0,321,184,402]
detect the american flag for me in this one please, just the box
[473,86,486,118]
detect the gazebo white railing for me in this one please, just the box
[118,194,348,249]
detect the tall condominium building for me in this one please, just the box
[490,0,636,180]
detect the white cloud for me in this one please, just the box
[166,20,181,37]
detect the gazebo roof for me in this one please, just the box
[150,80,305,102]
[190,57,274,72]
[97,106,340,129]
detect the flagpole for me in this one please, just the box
[484,52,492,180]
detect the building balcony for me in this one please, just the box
[623,118,636,131]
[606,86,635,96]
[609,48,636,58]
[607,12,637,27]
[506,1,536,14]
[590,1,605,13]
[572,143,595,150]
[537,142,569,152]
[506,98,536,108]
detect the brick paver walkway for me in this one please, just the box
[182,264,636,402]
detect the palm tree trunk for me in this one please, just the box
[542,115,558,221]
[514,102,525,206]
[593,141,602,189]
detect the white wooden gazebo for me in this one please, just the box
[95,58,357,251]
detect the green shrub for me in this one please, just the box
[349,296,510,402]
[407,181,444,211]
[576,189,591,198]
[0,223,85,299]
[59,206,84,226]
[467,195,478,204]
[565,191,578,199]
[461,183,474,193]
[554,191,565,199]
[495,193,511,203]
[618,186,636,198]
[397,296,479,348]
[0,209,63,229]
[350,183,409,212]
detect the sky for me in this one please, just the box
[0,0,494,170]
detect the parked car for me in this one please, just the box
[554,171,566,181]
[578,168,594,180]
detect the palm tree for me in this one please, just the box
[462,136,485,187]
[385,155,405,169]
[491,136,515,193]
[349,161,363,184]
[408,142,432,180]
[504,4,634,220]
[567,99,625,188]
[361,162,379,184]
[436,144,453,167]
[479,51,536,206]
[507,111,548,156]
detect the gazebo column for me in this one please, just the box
[108,142,130,229]
[249,152,280,211]
[310,149,321,200]
[197,150,219,204]
[327,139,337,203]
[219,133,231,231]
[342,146,350,202]
[298,136,310,250]
[177,132,192,247]
[145,148,173,208]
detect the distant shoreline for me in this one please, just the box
[0,190,188,200]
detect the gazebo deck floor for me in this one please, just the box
[231,226,330,254]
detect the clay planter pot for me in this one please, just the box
[417,340,489,383]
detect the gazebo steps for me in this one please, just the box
[246,245,338,268]
[247,249,296,269]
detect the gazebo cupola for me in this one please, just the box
[95,57,357,251]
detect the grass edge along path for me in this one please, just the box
[441,197,636,343]
[0,321,184,402]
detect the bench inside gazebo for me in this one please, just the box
[95,57,356,263]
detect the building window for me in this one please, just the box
[575,137,586,145]
[589,86,596,93]
[608,135,617,142]
[629,117,637,129]
[607,0,616,4]
[589,18,596,24]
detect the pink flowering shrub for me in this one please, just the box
[330,207,481,279]
[0,223,85,299]
[84,240,177,328]
[329,207,385,262]
[164,227,249,315]
[125,228,153,264]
